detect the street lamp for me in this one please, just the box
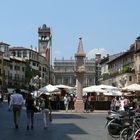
[34,75,42,88]
[33,75,42,96]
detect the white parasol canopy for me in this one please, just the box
[122,83,140,92]
[54,84,75,94]
[83,85,122,96]
[83,85,105,93]
[98,85,122,96]
[39,84,59,93]
[103,90,122,96]
[97,84,118,90]
[54,84,74,90]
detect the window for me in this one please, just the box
[17,51,21,57]
[10,64,13,70]
[14,66,20,71]
[29,51,31,58]
[32,62,36,66]
[39,66,41,71]
[129,76,132,81]
[42,73,44,78]
[22,67,25,72]
[64,78,69,85]
[23,50,27,57]
[12,51,16,56]
[22,75,24,80]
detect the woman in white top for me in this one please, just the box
[119,97,125,111]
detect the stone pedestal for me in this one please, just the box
[75,99,84,113]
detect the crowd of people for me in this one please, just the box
[6,89,79,130]
[110,96,140,115]
[6,88,140,130]
[63,93,77,112]
[8,89,52,130]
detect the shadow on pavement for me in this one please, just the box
[0,103,88,140]
[53,113,86,119]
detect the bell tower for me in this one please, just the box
[38,24,51,65]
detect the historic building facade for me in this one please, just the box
[9,47,49,89]
[0,42,10,91]
[99,36,140,87]
[53,58,100,87]
[0,50,4,90]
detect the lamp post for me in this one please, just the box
[33,75,42,96]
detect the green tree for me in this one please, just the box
[25,61,40,88]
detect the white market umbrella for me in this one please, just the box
[97,84,118,90]
[103,90,123,96]
[54,84,75,94]
[122,83,140,92]
[123,92,134,96]
[97,85,122,96]
[39,84,59,93]
[83,85,105,93]
[54,84,74,90]
[83,85,105,96]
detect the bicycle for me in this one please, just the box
[119,114,140,140]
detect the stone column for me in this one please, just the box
[74,37,86,113]
[76,74,84,100]
[75,73,85,113]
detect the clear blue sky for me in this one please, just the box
[0,0,140,60]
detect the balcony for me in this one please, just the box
[101,67,135,81]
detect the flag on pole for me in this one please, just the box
[45,47,49,55]
[45,33,52,56]
[45,33,52,65]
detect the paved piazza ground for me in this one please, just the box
[0,102,115,140]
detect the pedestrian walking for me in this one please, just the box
[83,94,91,113]
[63,94,70,112]
[25,92,35,130]
[110,97,116,111]
[124,96,130,112]
[9,89,24,129]
[119,96,125,111]
[8,93,11,106]
[73,95,77,110]
[56,95,61,110]
[115,96,121,111]
[69,94,74,111]
[39,96,52,129]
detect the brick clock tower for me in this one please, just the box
[75,37,86,113]
[38,24,51,65]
